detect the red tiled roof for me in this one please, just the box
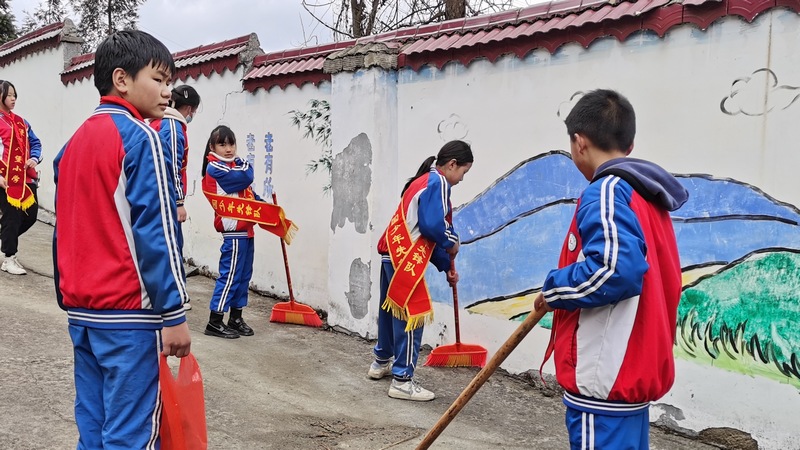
[0,21,71,67]
[243,0,796,91]
[61,34,262,85]
[242,43,355,92]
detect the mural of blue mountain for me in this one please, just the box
[674,175,800,224]
[676,220,800,267]
[454,151,586,244]
[425,152,800,308]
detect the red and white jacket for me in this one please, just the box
[541,158,688,416]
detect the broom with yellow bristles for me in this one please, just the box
[269,193,323,327]
[424,258,487,368]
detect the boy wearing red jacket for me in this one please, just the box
[53,31,191,448]
[534,89,688,449]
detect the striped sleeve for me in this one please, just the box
[157,118,186,205]
[123,123,187,326]
[207,158,254,194]
[417,169,458,250]
[542,176,648,311]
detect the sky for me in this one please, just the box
[10,0,538,54]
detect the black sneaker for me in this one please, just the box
[204,321,240,339]
[228,317,254,336]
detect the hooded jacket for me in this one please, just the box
[541,157,689,415]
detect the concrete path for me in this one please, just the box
[0,221,717,449]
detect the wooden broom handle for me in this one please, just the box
[416,307,548,450]
[272,193,295,304]
[450,257,462,345]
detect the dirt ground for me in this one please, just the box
[0,221,722,449]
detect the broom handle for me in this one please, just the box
[272,193,296,305]
[416,307,547,450]
[450,257,461,345]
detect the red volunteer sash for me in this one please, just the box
[382,204,436,331]
[1,113,35,210]
[203,188,298,244]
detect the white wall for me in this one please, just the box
[389,11,800,449]
[8,9,799,448]
[179,71,334,308]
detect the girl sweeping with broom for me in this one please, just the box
[201,125,297,339]
[367,140,473,401]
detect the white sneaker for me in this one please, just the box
[367,361,392,380]
[388,379,435,401]
[1,256,26,275]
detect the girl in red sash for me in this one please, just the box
[201,125,260,339]
[368,140,473,401]
[0,80,42,275]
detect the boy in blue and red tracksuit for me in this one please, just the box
[200,125,259,339]
[53,31,191,449]
[534,89,688,449]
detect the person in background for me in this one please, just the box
[0,80,43,275]
[150,84,201,310]
[200,125,260,339]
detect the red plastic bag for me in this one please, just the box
[160,353,208,450]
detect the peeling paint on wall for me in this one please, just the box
[345,258,372,319]
[330,133,372,233]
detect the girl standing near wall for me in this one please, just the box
[0,80,43,275]
[200,125,259,339]
[150,85,201,310]
[368,140,473,401]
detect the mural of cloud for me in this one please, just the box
[437,114,469,141]
[720,68,800,116]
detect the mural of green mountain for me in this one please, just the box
[677,250,800,386]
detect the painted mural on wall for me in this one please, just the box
[420,75,800,389]
[421,151,800,388]
[720,68,800,116]
[289,99,332,194]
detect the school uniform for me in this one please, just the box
[541,158,688,449]
[150,107,189,251]
[202,153,259,313]
[375,167,455,380]
[53,96,187,449]
[0,110,42,257]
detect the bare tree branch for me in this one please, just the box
[300,0,515,44]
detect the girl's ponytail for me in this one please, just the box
[170,85,201,109]
[401,156,436,196]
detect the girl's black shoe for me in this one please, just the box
[227,318,254,336]
[204,320,240,339]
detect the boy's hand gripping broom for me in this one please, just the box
[268,193,323,327]
[424,259,487,368]
[417,306,548,449]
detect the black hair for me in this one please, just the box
[0,80,16,104]
[170,85,201,109]
[401,140,474,195]
[565,89,636,153]
[93,30,176,96]
[201,125,237,176]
